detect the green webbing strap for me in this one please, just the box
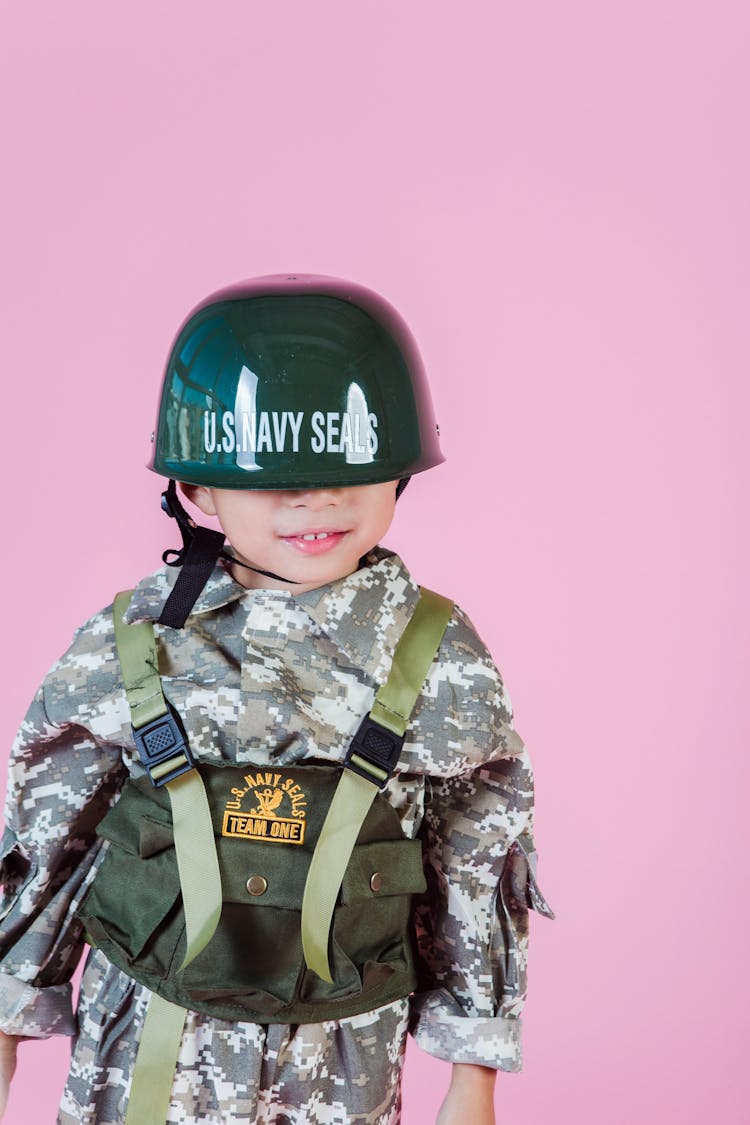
[167,771,223,970]
[300,768,384,983]
[124,992,187,1125]
[113,591,222,969]
[113,590,170,729]
[370,588,455,738]
[301,586,453,982]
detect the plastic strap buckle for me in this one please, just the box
[344,713,405,790]
[160,488,174,517]
[132,702,195,788]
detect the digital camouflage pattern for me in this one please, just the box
[60,952,410,1124]
[0,547,554,1123]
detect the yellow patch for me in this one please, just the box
[222,771,307,845]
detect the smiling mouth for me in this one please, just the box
[280,529,349,554]
[280,528,347,541]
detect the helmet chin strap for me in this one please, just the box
[157,476,411,629]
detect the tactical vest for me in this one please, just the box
[76,585,453,1125]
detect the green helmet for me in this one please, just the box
[149,274,444,489]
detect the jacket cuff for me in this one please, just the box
[408,989,522,1071]
[0,973,76,1038]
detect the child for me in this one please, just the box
[0,274,554,1125]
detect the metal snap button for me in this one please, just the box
[246,875,268,896]
[370,872,383,893]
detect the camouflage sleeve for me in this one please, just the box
[0,623,127,1038]
[409,675,555,1070]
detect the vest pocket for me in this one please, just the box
[182,833,308,1012]
[298,838,427,1003]
[78,788,186,979]
[80,842,182,977]
[339,838,426,965]
[184,904,304,1014]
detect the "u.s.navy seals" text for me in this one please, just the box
[203,410,379,456]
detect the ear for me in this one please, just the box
[179,482,217,517]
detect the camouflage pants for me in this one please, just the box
[58,949,408,1125]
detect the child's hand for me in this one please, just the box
[0,1032,20,1121]
[436,1063,496,1125]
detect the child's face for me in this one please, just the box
[181,480,399,593]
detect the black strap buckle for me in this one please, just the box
[160,485,176,518]
[344,713,405,790]
[132,702,195,788]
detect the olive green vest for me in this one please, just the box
[79,761,428,1022]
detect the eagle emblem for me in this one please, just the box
[251,787,284,818]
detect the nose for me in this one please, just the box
[286,487,342,510]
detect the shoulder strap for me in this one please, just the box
[301,586,454,982]
[124,993,187,1125]
[112,591,222,970]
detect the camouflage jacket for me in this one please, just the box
[0,547,553,1093]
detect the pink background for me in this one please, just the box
[1,2,747,1121]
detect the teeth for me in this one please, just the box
[301,532,331,541]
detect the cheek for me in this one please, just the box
[365,498,396,538]
[218,494,273,524]
[212,501,268,547]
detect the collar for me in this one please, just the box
[124,546,424,678]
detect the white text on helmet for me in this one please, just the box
[202,410,379,460]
